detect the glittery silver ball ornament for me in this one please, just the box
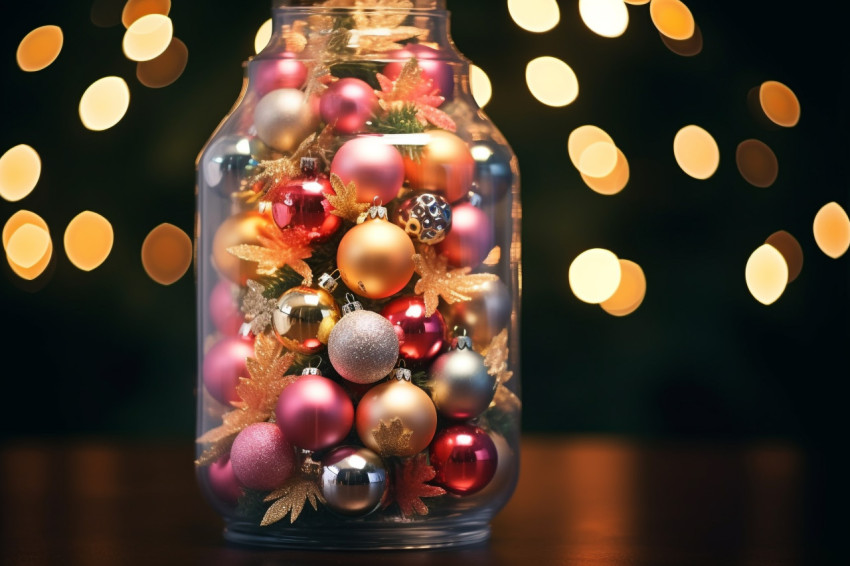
[253,88,320,153]
[321,445,387,517]
[328,300,399,384]
[428,336,497,419]
[395,192,452,244]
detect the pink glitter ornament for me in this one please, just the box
[202,337,254,405]
[230,423,295,491]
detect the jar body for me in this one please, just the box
[195,0,520,549]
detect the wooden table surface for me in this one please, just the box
[0,436,825,565]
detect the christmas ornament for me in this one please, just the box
[428,335,496,420]
[429,424,497,495]
[394,192,452,245]
[275,367,354,451]
[388,454,446,517]
[208,455,243,505]
[211,211,274,285]
[383,44,454,100]
[469,139,513,203]
[380,295,446,364]
[262,474,325,525]
[321,446,387,517]
[210,280,243,336]
[443,278,511,349]
[201,135,263,196]
[254,88,320,153]
[327,173,371,223]
[319,77,378,134]
[230,422,296,491]
[226,222,314,284]
[412,246,499,317]
[202,336,254,405]
[251,54,308,96]
[330,137,404,204]
[356,367,437,457]
[404,130,473,203]
[268,157,341,240]
[328,295,399,384]
[241,280,278,335]
[451,431,517,509]
[375,59,456,131]
[436,201,494,267]
[337,203,415,299]
[272,283,341,353]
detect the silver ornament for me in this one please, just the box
[253,88,320,153]
[328,303,399,384]
[200,134,261,195]
[395,192,452,244]
[428,336,496,419]
[321,446,387,517]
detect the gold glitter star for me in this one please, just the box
[412,246,499,317]
[371,418,414,457]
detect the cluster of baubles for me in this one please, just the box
[200,44,515,520]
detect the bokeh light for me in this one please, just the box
[16,25,63,72]
[507,0,560,33]
[736,139,778,188]
[6,224,51,270]
[470,64,492,108]
[659,23,703,56]
[0,145,41,202]
[581,147,630,195]
[569,248,622,304]
[79,76,131,131]
[746,244,788,305]
[255,19,273,54]
[578,141,619,178]
[142,223,192,285]
[122,0,171,28]
[600,259,646,316]
[136,37,189,88]
[649,0,695,40]
[673,125,719,180]
[579,0,630,38]
[765,230,803,283]
[123,14,174,62]
[63,211,114,271]
[759,80,800,127]
[526,56,579,107]
[812,202,850,259]
[3,211,53,280]
[625,0,650,4]
[568,125,614,169]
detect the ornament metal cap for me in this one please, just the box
[392,367,412,382]
[301,367,322,376]
[366,196,388,220]
[300,156,318,176]
[341,292,363,315]
[318,270,339,292]
[452,335,473,350]
[467,191,483,208]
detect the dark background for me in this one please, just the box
[0,0,846,450]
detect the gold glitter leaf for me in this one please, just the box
[328,173,370,222]
[227,225,313,284]
[390,454,446,517]
[372,418,414,457]
[482,246,501,266]
[262,476,326,525]
[412,247,499,317]
[242,280,277,335]
[249,157,300,197]
[482,328,512,384]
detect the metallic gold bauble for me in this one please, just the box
[211,211,273,285]
[356,378,437,457]
[428,338,496,420]
[321,445,387,517]
[253,88,320,153]
[328,308,399,384]
[336,217,415,299]
[443,278,512,349]
[272,286,341,353]
[404,130,474,203]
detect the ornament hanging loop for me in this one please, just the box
[301,355,323,376]
[451,326,472,350]
[392,365,412,382]
[366,196,388,220]
[318,270,340,292]
[341,292,363,315]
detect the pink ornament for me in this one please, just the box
[269,172,341,240]
[251,54,308,96]
[320,78,378,134]
[275,374,354,451]
[381,296,446,363]
[208,455,243,505]
[330,137,404,204]
[202,337,254,405]
[429,424,497,495]
[209,280,243,336]
[230,423,295,491]
[383,44,454,101]
[436,202,494,267]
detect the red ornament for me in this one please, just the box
[435,202,494,267]
[269,159,341,240]
[275,373,354,451]
[202,336,254,405]
[320,77,378,134]
[251,54,308,96]
[383,44,454,100]
[429,424,497,495]
[331,137,404,204]
[381,296,446,364]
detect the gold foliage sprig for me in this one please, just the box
[227,225,314,285]
[327,173,370,223]
[412,246,499,317]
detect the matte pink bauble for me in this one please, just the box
[202,337,254,405]
[381,296,446,363]
[436,202,494,267]
[251,54,308,96]
[383,44,454,100]
[330,137,404,204]
[209,280,243,336]
[269,173,341,240]
[230,423,295,491]
[429,424,497,495]
[208,455,243,505]
[275,374,354,451]
[320,78,378,134]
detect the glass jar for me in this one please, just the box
[195,0,520,550]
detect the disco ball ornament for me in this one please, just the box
[394,192,452,245]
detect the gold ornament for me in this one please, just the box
[412,246,499,317]
[227,224,314,285]
[443,278,512,349]
[356,379,437,457]
[403,130,473,202]
[212,212,274,285]
[272,285,341,353]
[376,59,456,131]
[262,475,325,525]
[327,173,370,223]
[389,454,446,517]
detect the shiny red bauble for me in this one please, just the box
[429,424,498,495]
[251,54,308,96]
[269,173,341,240]
[202,336,254,405]
[320,78,378,134]
[383,44,454,100]
[380,296,446,364]
[275,375,354,451]
[435,202,494,267]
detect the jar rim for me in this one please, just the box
[273,0,445,8]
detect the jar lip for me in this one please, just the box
[273,0,445,9]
